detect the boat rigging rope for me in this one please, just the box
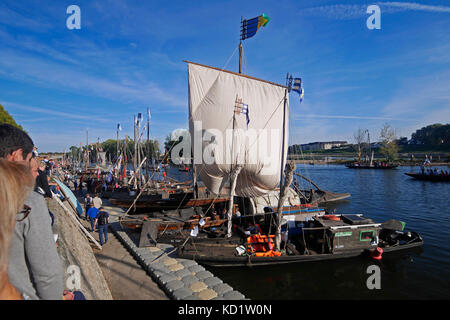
[221,45,239,71]
[152,236,191,264]
[298,146,314,190]
[293,172,322,191]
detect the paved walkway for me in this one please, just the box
[77,193,246,300]
[78,196,168,300]
[93,230,169,300]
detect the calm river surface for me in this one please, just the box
[189,164,450,300]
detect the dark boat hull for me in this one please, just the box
[405,172,450,182]
[110,195,229,213]
[178,239,423,267]
[346,164,398,169]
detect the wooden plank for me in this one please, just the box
[53,195,103,250]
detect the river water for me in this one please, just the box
[176,164,450,300]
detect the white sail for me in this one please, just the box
[247,187,300,214]
[187,61,289,198]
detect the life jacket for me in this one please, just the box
[246,234,281,257]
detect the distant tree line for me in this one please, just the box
[410,124,450,146]
[288,123,449,157]
[68,139,160,163]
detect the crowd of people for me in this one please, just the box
[0,124,86,300]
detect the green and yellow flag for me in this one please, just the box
[241,13,270,40]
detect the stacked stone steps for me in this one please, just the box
[110,222,246,300]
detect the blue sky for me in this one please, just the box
[0,0,449,152]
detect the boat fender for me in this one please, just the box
[371,247,383,260]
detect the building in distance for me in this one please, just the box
[289,141,348,153]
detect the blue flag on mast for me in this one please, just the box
[241,14,270,40]
[292,78,304,103]
[241,103,250,128]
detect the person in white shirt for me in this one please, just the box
[93,193,102,209]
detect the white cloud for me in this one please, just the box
[3,101,109,123]
[0,49,186,108]
[300,2,450,20]
[382,2,450,13]
[295,114,417,121]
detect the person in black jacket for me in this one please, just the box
[35,160,52,198]
[94,207,109,246]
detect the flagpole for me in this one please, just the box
[274,75,290,251]
[239,17,243,74]
[133,115,137,190]
[85,128,89,171]
[147,107,150,183]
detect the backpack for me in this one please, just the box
[97,212,108,226]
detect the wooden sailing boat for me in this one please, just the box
[126,14,331,250]
[172,17,424,267]
[346,130,397,169]
[186,59,290,238]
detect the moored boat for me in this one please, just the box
[405,172,450,182]
[346,162,398,169]
[177,213,423,267]
[110,193,230,213]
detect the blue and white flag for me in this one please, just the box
[241,103,250,128]
[147,107,151,120]
[292,78,304,103]
[117,123,122,131]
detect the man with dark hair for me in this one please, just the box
[0,124,36,174]
[84,193,93,220]
[94,207,109,246]
[0,123,63,300]
[36,160,52,198]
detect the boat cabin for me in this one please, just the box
[295,214,382,254]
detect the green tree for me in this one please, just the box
[0,104,23,130]
[411,123,450,146]
[353,128,368,162]
[379,123,398,162]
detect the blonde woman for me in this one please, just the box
[0,159,35,300]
